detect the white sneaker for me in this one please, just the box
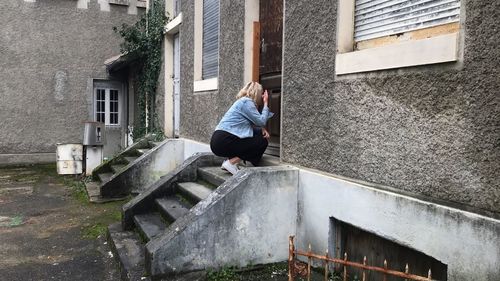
[221,160,240,175]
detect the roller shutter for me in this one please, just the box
[354,0,461,42]
[202,0,219,79]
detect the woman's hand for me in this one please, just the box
[262,128,270,139]
[263,90,269,106]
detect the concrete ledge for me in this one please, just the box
[335,33,459,75]
[193,78,218,92]
[0,153,55,166]
[165,13,183,35]
[145,166,299,277]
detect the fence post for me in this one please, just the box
[343,253,348,281]
[307,244,312,281]
[324,249,329,281]
[362,256,367,281]
[289,236,295,281]
[405,263,409,281]
[383,260,388,281]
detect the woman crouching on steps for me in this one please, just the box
[210,81,274,175]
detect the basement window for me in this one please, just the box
[329,217,448,280]
[336,0,462,75]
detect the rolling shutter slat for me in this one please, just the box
[354,0,461,42]
[202,0,219,80]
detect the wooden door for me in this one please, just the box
[259,0,283,157]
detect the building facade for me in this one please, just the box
[0,0,145,163]
[162,0,499,279]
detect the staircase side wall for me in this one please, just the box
[122,153,223,229]
[146,167,299,277]
[101,139,184,197]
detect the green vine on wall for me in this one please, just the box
[114,0,168,141]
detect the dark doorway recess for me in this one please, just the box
[329,218,448,281]
[259,0,283,157]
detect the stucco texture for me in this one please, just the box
[282,0,500,215]
[0,0,139,156]
[179,0,245,143]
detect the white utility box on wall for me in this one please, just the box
[56,143,83,175]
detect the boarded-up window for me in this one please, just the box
[354,0,461,42]
[202,0,219,80]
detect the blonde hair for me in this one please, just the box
[236,81,264,107]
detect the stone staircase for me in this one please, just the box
[108,155,229,280]
[106,153,297,280]
[85,138,161,203]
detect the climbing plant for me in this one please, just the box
[114,0,168,141]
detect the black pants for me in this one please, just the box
[210,129,268,167]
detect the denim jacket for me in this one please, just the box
[215,97,274,138]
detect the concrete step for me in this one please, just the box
[197,166,231,187]
[155,196,191,223]
[98,172,113,183]
[85,181,128,203]
[107,223,149,281]
[111,164,127,174]
[177,181,213,203]
[136,148,150,155]
[124,156,139,164]
[260,155,281,166]
[133,213,167,241]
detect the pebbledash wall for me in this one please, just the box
[178,0,245,143]
[0,0,141,164]
[177,0,499,216]
[282,0,500,217]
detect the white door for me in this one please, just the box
[93,81,124,158]
[173,33,181,137]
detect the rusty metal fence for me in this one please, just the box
[288,236,434,281]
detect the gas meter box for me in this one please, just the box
[83,122,106,146]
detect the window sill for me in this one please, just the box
[136,0,147,8]
[108,0,129,6]
[193,78,218,92]
[165,13,183,35]
[335,33,459,75]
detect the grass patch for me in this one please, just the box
[82,223,108,239]
[81,200,125,240]
[207,267,239,281]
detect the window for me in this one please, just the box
[193,0,219,91]
[94,88,121,126]
[336,0,462,75]
[174,0,181,17]
[202,0,219,80]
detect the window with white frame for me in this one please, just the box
[202,0,219,80]
[95,88,121,126]
[336,0,462,75]
[174,0,181,17]
[193,0,219,92]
